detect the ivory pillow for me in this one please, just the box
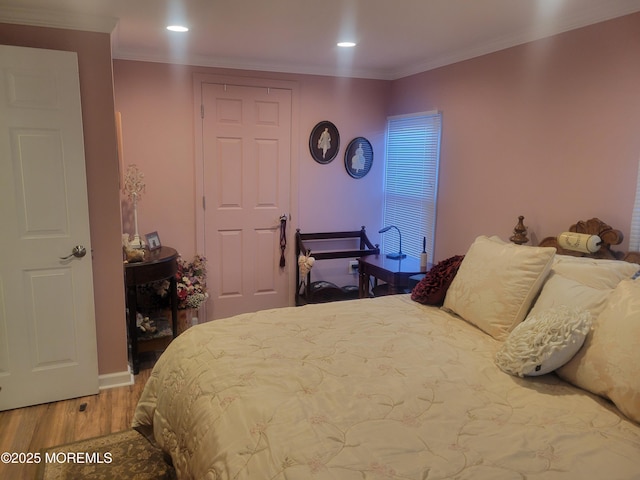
[556,279,640,424]
[551,255,640,290]
[443,236,555,340]
[495,306,592,377]
[528,272,611,319]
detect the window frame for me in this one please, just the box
[381,110,442,263]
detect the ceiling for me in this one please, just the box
[2,0,640,80]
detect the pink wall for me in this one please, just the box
[0,24,128,374]
[113,63,390,284]
[389,13,640,260]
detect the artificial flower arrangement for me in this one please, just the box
[156,254,209,310]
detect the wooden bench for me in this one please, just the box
[295,227,379,305]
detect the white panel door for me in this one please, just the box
[0,46,99,410]
[201,82,292,320]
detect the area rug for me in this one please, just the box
[37,429,176,480]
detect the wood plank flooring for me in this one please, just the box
[0,367,152,480]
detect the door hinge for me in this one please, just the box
[202,196,206,210]
[200,104,204,118]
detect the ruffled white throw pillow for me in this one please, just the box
[496,306,592,377]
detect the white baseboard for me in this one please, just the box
[98,370,134,390]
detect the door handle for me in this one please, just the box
[60,245,87,260]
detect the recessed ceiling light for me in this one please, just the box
[337,42,356,48]
[167,25,189,32]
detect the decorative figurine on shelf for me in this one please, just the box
[123,163,146,249]
[122,233,145,263]
[510,215,529,245]
[136,312,157,334]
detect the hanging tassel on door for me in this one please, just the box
[279,214,288,268]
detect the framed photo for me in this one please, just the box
[344,137,373,179]
[145,231,161,251]
[309,121,339,164]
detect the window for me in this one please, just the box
[382,111,442,263]
[629,157,640,251]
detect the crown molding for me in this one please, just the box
[112,49,392,81]
[393,1,640,80]
[0,5,117,33]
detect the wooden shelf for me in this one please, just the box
[124,246,179,374]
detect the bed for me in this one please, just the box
[133,218,640,479]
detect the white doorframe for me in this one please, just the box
[192,73,300,317]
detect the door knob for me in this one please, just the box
[60,245,87,260]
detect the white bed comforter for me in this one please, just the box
[133,295,640,479]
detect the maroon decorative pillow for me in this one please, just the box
[411,255,465,305]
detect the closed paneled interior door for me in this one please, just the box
[201,82,292,320]
[0,45,98,410]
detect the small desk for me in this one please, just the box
[358,254,423,298]
[124,246,178,374]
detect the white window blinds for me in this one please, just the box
[382,111,442,262]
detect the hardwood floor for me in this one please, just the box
[0,367,153,479]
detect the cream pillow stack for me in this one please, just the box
[493,253,640,423]
[556,279,640,424]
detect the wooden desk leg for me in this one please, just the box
[359,271,374,298]
[126,285,140,375]
[358,271,367,298]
